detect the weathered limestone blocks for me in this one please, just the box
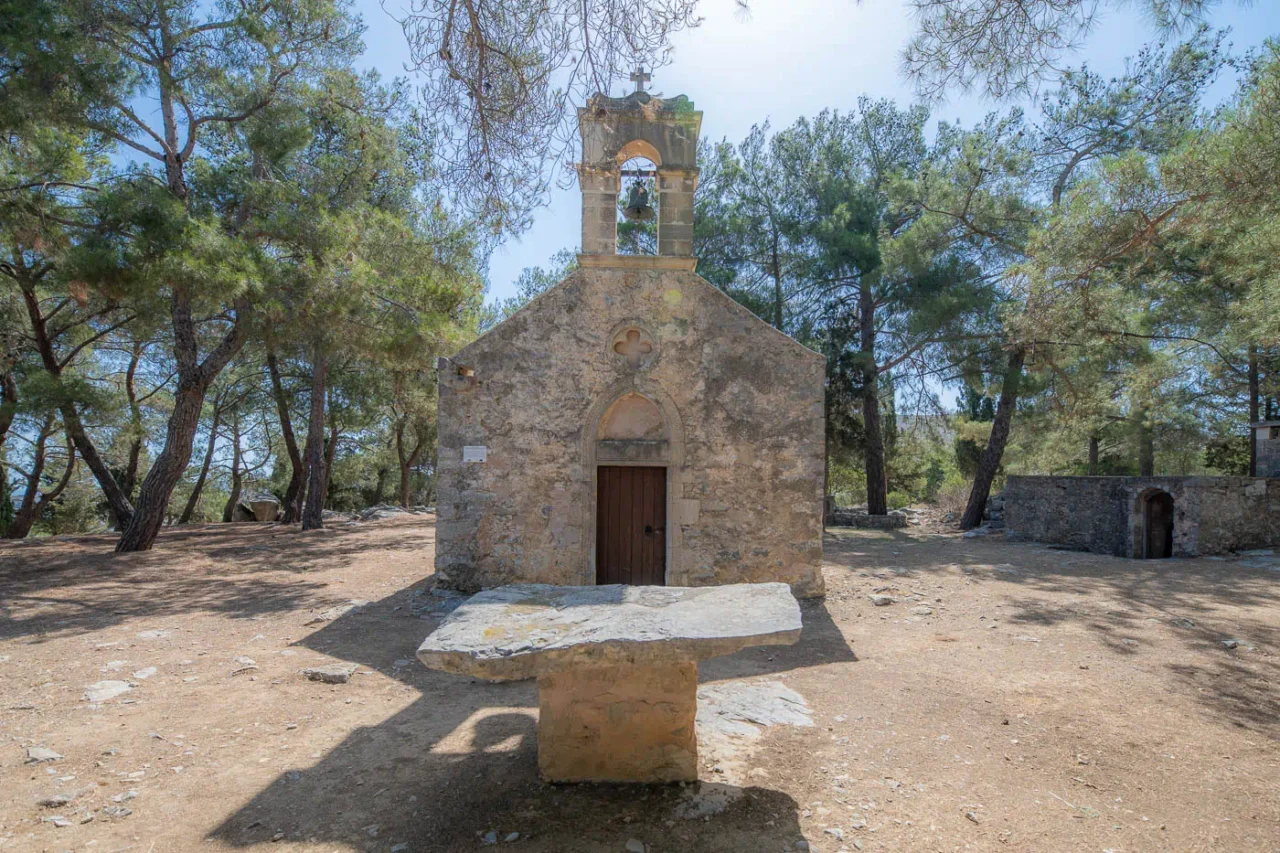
[829,508,909,529]
[537,662,697,782]
[250,498,280,522]
[577,168,619,255]
[416,582,803,681]
[1005,475,1280,556]
[435,266,827,598]
[416,582,803,783]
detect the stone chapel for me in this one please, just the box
[434,77,826,598]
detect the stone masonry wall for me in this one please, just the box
[1005,475,1280,557]
[1259,428,1280,478]
[435,267,827,597]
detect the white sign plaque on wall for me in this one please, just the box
[462,445,488,463]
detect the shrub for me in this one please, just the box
[934,479,973,518]
[36,477,110,536]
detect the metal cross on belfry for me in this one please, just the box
[630,66,652,93]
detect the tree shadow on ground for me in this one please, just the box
[208,569,847,850]
[0,519,435,643]
[700,598,857,682]
[991,558,1280,738]
[823,527,1280,738]
[209,688,807,852]
[821,527,964,576]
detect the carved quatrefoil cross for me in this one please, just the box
[613,328,655,367]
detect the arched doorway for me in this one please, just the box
[1141,491,1175,559]
[580,379,686,588]
[595,390,668,586]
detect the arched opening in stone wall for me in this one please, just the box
[599,392,665,440]
[595,392,667,586]
[582,383,685,588]
[616,150,658,256]
[1135,489,1175,559]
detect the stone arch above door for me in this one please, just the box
[582,381,684,467]
[599,392,665,440]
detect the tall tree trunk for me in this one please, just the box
[395,421,429,508]
[0,372,15,536]
[371,467,389,506]
[1088,433,1100,476]
[267,349,305,523]
[123,342,144,500]
[859,279,888,516]
[6,423,75,540]
[20,284,134,527]
[0,371,16,450]
[7,416,50,540]
[823,429,833,525]
[64,403,132,529]
[116,291,248,552]
[113,23,250,551]
[1248,344,1260,477]
[178,399,222,524]
[7,494,42,540]
[117,375,206,549]
[222,411,243,522]
[395,422,409,508]
[296,455,310,521]
[1137,410,1155,476]
[301,343,328,531]
[398,454,413,508]
[960,346,1025,530]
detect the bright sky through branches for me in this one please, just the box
[358,0,1280,306]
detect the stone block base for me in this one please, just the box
[536,662,697,783]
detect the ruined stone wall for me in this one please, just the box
[435,267,826,597]
[1005,475,1280,557]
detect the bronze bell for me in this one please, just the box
[622,182,655,222]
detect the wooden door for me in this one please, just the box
[596,466,666,585]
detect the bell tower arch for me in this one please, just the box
[576,69,702,269]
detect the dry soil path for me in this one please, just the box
[0,518,1277,852]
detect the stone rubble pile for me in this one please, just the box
[318,505,436,524]
[828,507,914,529]
[984,492,1006,530]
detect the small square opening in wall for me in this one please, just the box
[1270,426,1280,441]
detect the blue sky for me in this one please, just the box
[354,0,1280,305]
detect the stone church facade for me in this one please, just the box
[433,83,826,598]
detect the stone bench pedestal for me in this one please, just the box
[538,662,697,782]
[417,583,801,783]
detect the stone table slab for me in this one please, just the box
[416,582,802,681]
[417,582,803,783]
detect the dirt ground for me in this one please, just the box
[1,517,1277,853]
